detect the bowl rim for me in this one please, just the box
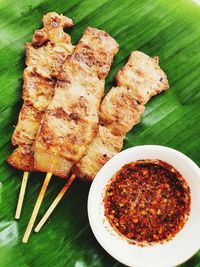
[87,145,200,267]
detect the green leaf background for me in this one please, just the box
[0,0,200,266]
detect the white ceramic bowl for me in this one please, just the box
[88,145,200,267]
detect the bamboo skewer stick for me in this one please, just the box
[22,172,52,243]
[15,171,29,219]
[34,174,76,233]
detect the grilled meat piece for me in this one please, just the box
[73,51,169,181]
[34,27,119,178]
[7,12,74,171]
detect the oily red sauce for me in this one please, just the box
[103,160,191,245]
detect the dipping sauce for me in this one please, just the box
[103,159,191,245]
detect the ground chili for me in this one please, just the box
[103,159,191,245]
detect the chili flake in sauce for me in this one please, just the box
[103,159,191,245]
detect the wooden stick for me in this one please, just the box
[22,172,52,243]
[15,171,29,219]
[34,174,76,233]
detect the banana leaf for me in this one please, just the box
[0,0,200,266]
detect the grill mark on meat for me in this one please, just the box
[49,108,80,123]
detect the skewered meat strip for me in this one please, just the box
[73,51,169,181]
[26,12,73,79]
[34,27,119,178]
[7,12,74,171]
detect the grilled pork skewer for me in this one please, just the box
[35,51,169,232]
[22,27,119,243]
[8,12,73,172]
[7,12,74,219]
[33,27,119,178]
[74,51,169,181]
